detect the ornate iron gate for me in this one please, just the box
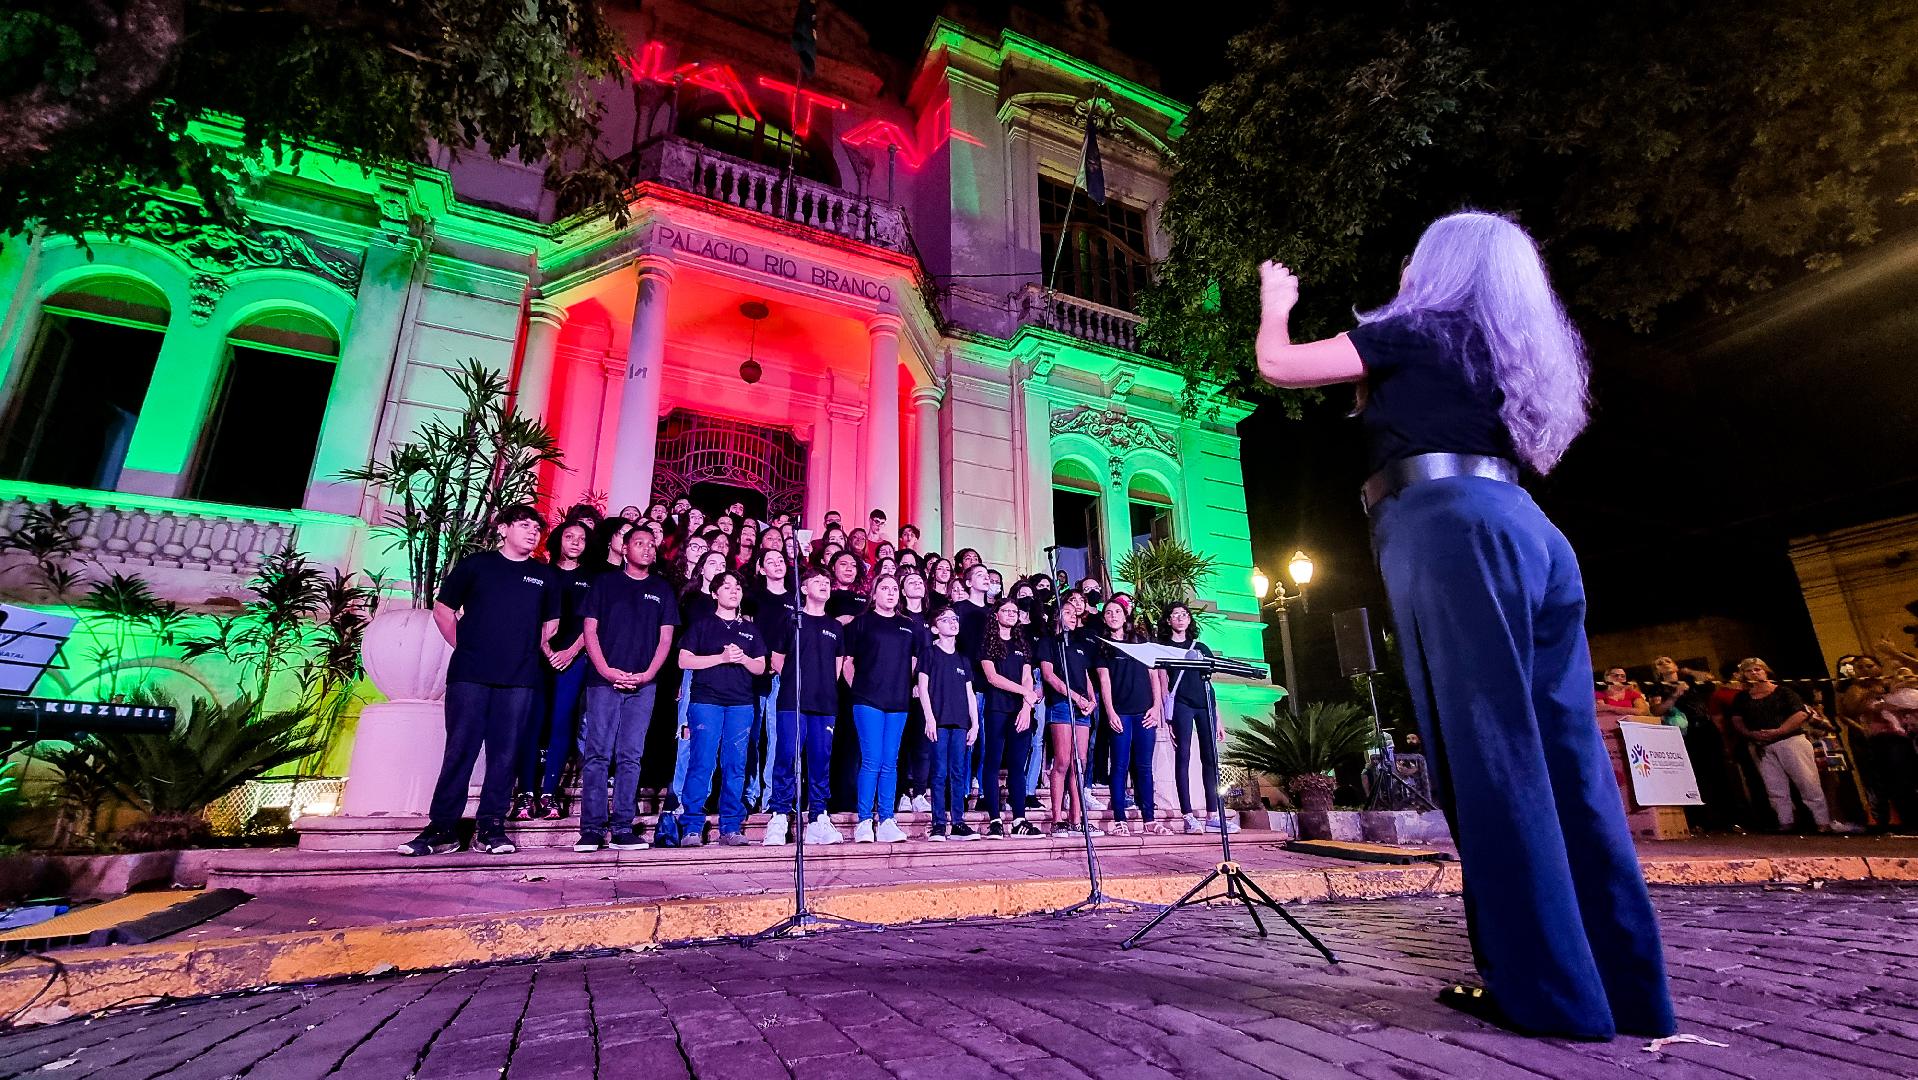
[651,410,809,520]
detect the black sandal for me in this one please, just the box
[1438,984,1511,1028]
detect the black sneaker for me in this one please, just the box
[927,824,949,842]
[950,822,981,841]
[1009,819,1043,838]
[510,794,531,821]
[396,833,460,857]
[1025,796,1045,810]
[609,830,646,850]
[574,832,607,852]
[983,820,1006,839]
[475,833,517,855]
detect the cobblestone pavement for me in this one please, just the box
[3,885,1915,1079]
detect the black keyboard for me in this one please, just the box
[0,697,177,739]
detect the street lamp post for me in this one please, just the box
[1253,550,1315,716]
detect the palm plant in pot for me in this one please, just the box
[1114,538,1220,625]
[1224,701,1377,837]
[339,358,565,701]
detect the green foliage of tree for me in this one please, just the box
[1142,0,1918,405]
[0,0,626,242]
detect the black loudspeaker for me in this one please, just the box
[1333,608,1379,677]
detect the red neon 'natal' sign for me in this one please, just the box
[620,41,979,170]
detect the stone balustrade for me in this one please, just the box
[1019,284,1144,353]
[0,482,365,583]
[635,138,912,253]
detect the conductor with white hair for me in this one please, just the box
[1254,210,1676,1041]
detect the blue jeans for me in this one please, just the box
[517,659,585,796]
[929,728,970,826]
[1373,474,1675,1040]
[677,702,754,838]
[1169,700,1221,815]
[980,708,1033,819]
[579,683,657,836]
[1109,712,1156,822]
[745,672,781,807]
[772,709,834,817]
[670,681,692,805]
[852,705,909,821]
[430,682,531,836]
[1023,673,1046,796]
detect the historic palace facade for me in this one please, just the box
[0,1,1278,738]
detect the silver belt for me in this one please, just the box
[1362,453,1520,514]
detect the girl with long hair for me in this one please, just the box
[1254,210,1672,1040]
[1039,591,1099,837]
[513,519,593,820]
[1094,599,1167,835]
[674,570,767,846]
[896,567,935,812]
[843,574,917,843]
[585,517,633,576]
[1159,603,1229,834]
[978,596,1043,837]
[826,549,867,621]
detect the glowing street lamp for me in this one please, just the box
[1255,551,1315,716]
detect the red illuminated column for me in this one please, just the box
[910,381,943,544]
[514,299,567,426]
[863,314,903,524]
[608,257,674,511]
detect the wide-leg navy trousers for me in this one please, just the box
[1372,475,1675,1041]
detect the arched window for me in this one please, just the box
[682,112,837,185]
[1,276,169,489]
[1127,473,1175,549]
[1052,458,1106,587]
[191,310,338,510]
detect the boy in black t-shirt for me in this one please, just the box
[401,504,560,857]
[575,528,679,852]
[919,606,980,840]
[765,566,847,845]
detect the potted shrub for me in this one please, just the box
[333,359,563,818]
[1224,701,1377,839]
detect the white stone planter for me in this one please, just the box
[339,605,457,818]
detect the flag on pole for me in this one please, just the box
[1078,114,1106,206]
[792,0,818,79]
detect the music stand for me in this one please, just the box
[1117,648,1337,962]
[0,606,77,757]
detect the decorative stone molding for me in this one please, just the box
[131,200,363,322]
[1049,404,1178,460]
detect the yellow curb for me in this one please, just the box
[0,854,1906,1023]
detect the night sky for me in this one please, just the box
[833,0,1918,689]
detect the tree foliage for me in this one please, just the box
[1142,0,1918,405]
[0,0,626,242]
[1113,538,1221,628]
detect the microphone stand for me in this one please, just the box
[743,532,877,942]
[1046,545,1152,919]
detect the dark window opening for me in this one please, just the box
[683,112,837,186]
[1129,500,1172,549]
[1052,486,1105,588]
[192,346,334,510]
[1038,176,1151,312]
[0,315,162,489]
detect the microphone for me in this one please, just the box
[1042,544,1060,553]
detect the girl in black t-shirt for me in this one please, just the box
[1095,601,1167,835]
[584,517,633,577]
[667,548,730,816]
[674,571,767,846]
[896,568,935,811]
[513,519,593,820]
[1160,603,1228,834]
[978,597,1042,838]
[744,545,794,812]
[826,550,867,622]
[843,575,918,843]
[1040,594,1099,836]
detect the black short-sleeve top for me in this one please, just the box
[1346,313,1515,477]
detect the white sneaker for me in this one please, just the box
[854,819,875,843]
[1183,813,1204,835]
[1821,821,1864,835]
[897,794,913,813]
[805,816,844,845]
[875,819,909,843]
[762,813,789,846]
[1085,793,1106,811]
[1205,812,1241,834]
[912,794,931,813]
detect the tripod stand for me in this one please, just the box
[1357,670,1438,813]
[1120,653,1336,962]
[745,532,877,942]
[1044,549,1155,919]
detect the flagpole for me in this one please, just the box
[1045,90,1105,298]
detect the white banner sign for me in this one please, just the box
[1618,722,1702,806]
